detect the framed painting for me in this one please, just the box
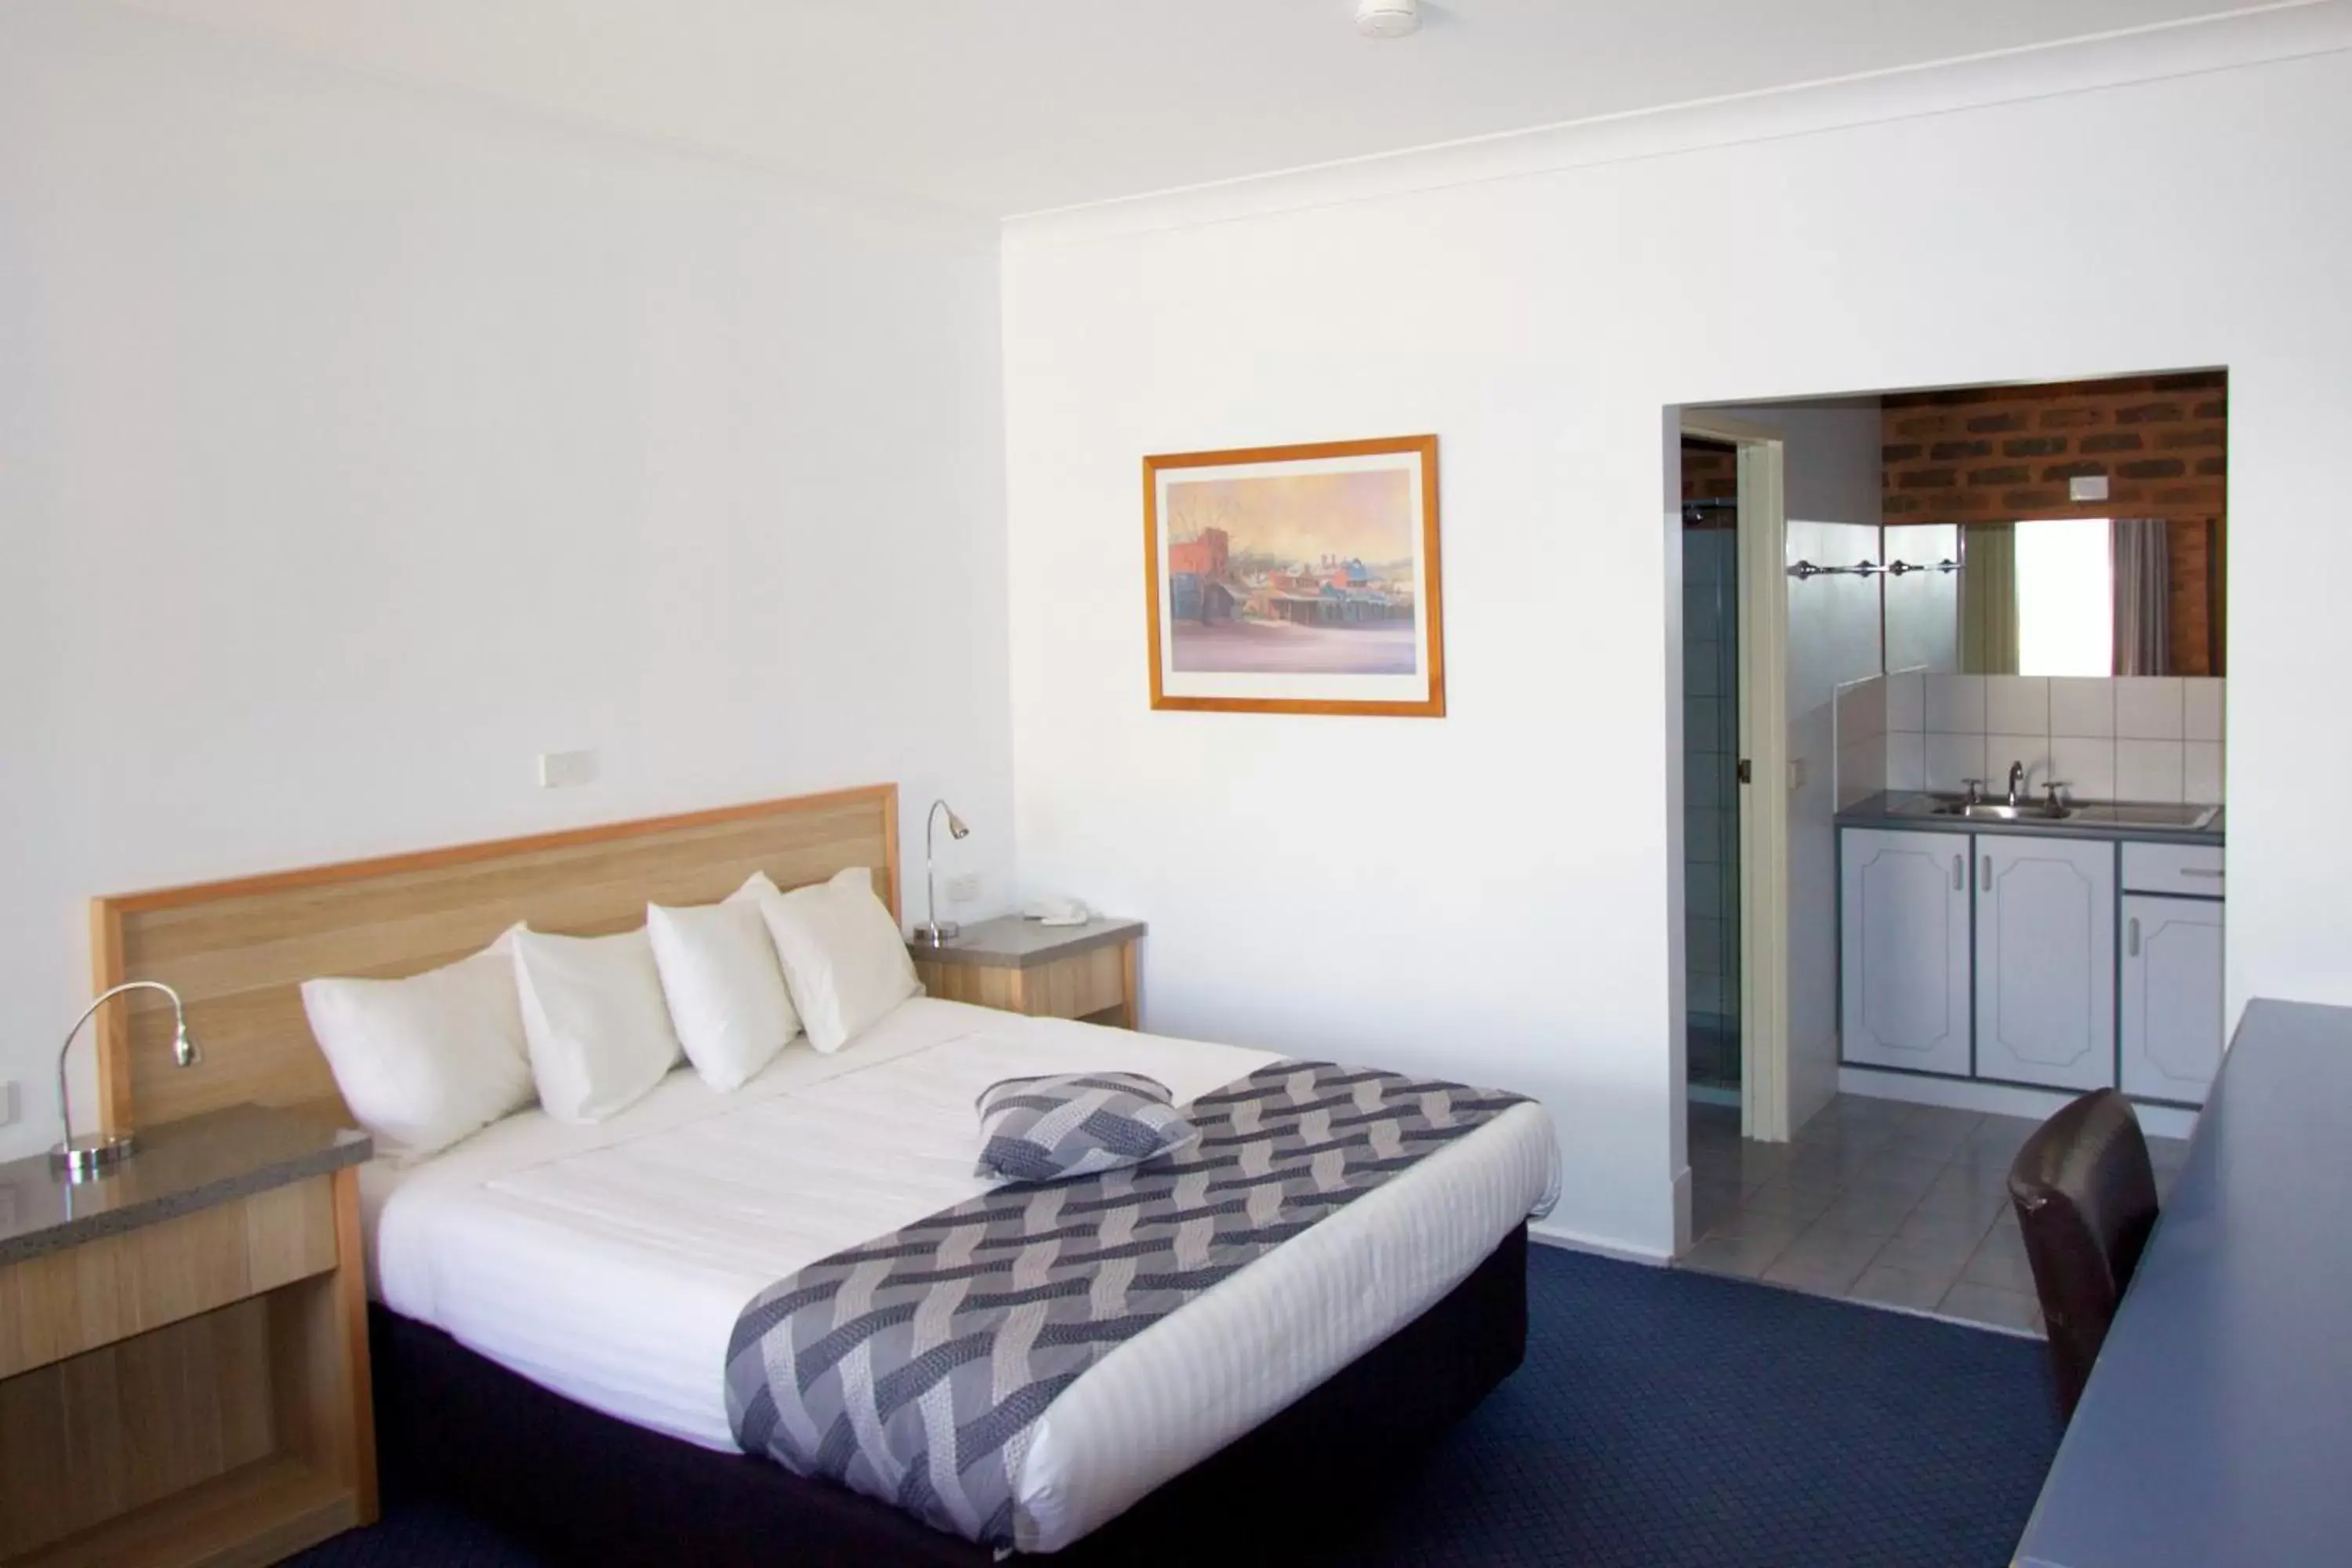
[1142,434,1444,717]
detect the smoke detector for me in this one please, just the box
[1356,0,1420,38]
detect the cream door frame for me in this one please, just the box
[1680,412,1791,1144]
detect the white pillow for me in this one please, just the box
[648,880,800,1091]
[300,927,535,1160]
[754,866,920,1054]
[512,925,684,1122]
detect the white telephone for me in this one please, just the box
[1021,895,1092,927]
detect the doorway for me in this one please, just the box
[1677,412,1792,1167]
[1680,438,1743,1109]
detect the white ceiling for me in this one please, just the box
[123,0,2277,216]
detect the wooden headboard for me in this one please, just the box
[91,785,899,1132]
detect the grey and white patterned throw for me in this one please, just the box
[973,1071,1197,1182]
[724,1060,1528,1550]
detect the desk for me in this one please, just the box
[0,1105,375,1566]
[2014,999,2352,1566]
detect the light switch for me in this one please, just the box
[538,750,598,789]
[2068,474,2110,502]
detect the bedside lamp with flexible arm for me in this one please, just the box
[52,980,202,1182]
[909,798,971,948]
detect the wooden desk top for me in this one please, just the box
[910,915,1144,969]
[0,1105,369,1267]
[2014,999,2352,1567]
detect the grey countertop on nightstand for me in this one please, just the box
[0,1104,370,1266]
[909,915,1145,968]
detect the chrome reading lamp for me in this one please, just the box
[52,981,202,1182]
[909,797,971,947]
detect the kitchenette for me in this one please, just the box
[1833,670,2224,1137]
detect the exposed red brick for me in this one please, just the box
[2078,432,2144,454]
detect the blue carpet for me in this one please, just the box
[296,1244,2059,1566]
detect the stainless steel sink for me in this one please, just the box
[1893,794,2220,832]
[1929,800,2073,822]
[2071,801,2223,831]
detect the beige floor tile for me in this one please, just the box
[1961,1222,2039,1294]
[1850,1263,1954,1312]
[1700,1206,1811,1247]
[1867,1232,1974,1283]
[1737,1178,1836,1223]
[1846,1151,1952,1204]
[1690,1179,1744,1236]
[1969,1113,2041,1151]
[1939,1280,2045,1335]
[1913,1169,2013,1228]
[1681,1231,1794,1280]
[1891,1203,2000,1253]
[1762,1221,1885,1294]
[1813,1187,1918,1236]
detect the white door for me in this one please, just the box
[2120,894,2225,1105]
[1840,829,1971,1076]
[1976,836,2115,1091]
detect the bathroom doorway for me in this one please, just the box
[1681,437,1744,1108]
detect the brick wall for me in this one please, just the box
[1682,438,1737,504]
[1882,373,2226,675]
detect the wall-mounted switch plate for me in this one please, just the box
[946,873,981,906]
[2068,474,2110,502]
[538,750,598,789]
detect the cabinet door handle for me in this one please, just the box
[1980,855,1992,892]
[1952,853,1964,891]
[2128,916,2142,957]
[2181,868,2224,880]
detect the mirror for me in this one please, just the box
[1882,517,2223,677]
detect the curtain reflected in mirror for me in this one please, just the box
[1883,516,2223,677]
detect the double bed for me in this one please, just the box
[90,785,1558,1563]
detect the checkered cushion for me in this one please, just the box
[973,1071,1199,1182]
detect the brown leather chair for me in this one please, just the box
[2006,1088,2161,1420]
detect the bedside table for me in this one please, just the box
[911,916,1145,1027]
[0,1105,376,1566]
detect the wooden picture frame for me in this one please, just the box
[1143,434,1444,717]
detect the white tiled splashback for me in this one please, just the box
[1836,673,2224,807]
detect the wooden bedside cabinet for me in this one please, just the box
[910,916,1145,1027]
[0,1106,376,1566]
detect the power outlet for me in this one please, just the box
[946,873,981,906]
[538,749,598,789]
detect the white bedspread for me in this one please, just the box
[365,998,1559,1553]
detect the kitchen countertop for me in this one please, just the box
[0,1103,370,1266]
[1836,791,2224,845]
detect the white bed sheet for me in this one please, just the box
[365,998,1559,1554]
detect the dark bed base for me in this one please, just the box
[372,1222,1527,1565]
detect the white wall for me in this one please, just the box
[0,2,1013,1160]
[1003,18,2352,1258]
